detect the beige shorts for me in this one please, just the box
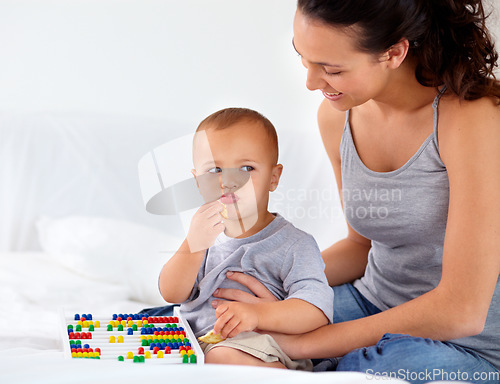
[200,331,313,371]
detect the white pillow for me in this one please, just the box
[36,216,183,305]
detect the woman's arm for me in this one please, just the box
[317,99,371,285]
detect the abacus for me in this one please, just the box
[61,306,204,364]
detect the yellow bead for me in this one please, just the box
[180,350,186,356]
[77,352,83,358]
[109,336,116,343]
[95,321,100,328]
[127,320,133,327]
[71,352,77,358]
[127,352,134,359]
[121,320,126,327]
[157,351,164,359]
[145,351,151,359]
[187,350,194,356]
[179,335,185,340]
[117,336,124,343]
[82,321,89,328]
[77,321,83,326]
[143,320,148,325]
[137,320,143,327]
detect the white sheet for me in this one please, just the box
[0,251,415,384]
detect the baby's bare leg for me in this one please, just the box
[205,346,286,369]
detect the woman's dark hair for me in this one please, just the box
[297,0,500,102]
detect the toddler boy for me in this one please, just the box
[158,107,333,369]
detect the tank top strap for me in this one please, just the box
[432,85,447,140]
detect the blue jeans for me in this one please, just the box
[315,284,500,384]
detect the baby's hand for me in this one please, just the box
[186,201,225,253]
[213,302,259,338]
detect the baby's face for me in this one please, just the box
[192,121,280,225]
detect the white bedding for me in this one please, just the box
[0,251,412,384]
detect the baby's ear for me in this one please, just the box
[269,164,283,192]
[191,169,200,188]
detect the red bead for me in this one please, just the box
[117,317,122,322]
[76,348,83,353]
[127,317,132,321]
[180,331,186,336]
[172,317,179,323]
[138,347,144,355]
[95,348,101,354]
[154,331,159,336]
[74,332,81,339]
[153,347,159,354]
[185,346,191,351]
[86,332,92,339]
[179,346,185,351]
[80,317,86,322]
[164,347,171,354]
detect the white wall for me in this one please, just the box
[1,0,497,121]
[0,1,498,251]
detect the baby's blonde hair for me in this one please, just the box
[196,107,279,164]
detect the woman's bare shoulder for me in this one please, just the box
[317,99,347,162]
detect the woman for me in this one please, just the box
[211,0,500,382]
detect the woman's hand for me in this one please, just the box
[211,271,278,309]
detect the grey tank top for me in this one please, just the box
[341,90,500,369]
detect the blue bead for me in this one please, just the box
[185,342,191,347]
[86,314,92,320]
[133,314,139,320]
[149,343,156,350]
[173,343,179,349]
[68,329,74,334]
[112,314,118,320]
[118,314,124,319]
[128,328,133,335]
[179,327,184,331]
[140,328,147,335]
[74,314,80,321]
[160,342,167,349]
[167,343,173,349]
[84,344,90,349]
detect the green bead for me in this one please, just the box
[142,340,148,346]
[132,324,138,331]
[133,356,140,363]
[107,325,113,331]
[190,355,197,364]
[89,325,94,332]
[67,325,73,330]
[118,325,123,331]
[69,340,75,345]
[139,356,145,363]
[75,325,82,332]
[183,338,189,343]
[182,354,189,364]
[118,356,124,361]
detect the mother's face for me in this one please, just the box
[292,9,396,111]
